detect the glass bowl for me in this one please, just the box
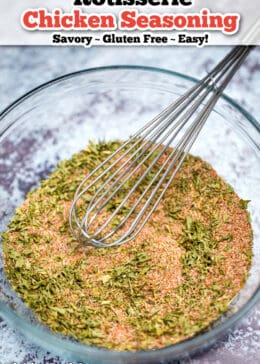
[0,66,259,363]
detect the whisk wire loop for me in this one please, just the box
[69,46,251,247]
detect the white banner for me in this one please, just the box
[0,0,259,46]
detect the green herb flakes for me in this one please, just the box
[2,140,253,351]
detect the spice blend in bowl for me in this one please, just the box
[2,140,253,351]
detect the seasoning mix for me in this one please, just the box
[2,140,253,351]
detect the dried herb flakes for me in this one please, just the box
[2,140,253,351]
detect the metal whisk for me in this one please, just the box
[69,46,251,248]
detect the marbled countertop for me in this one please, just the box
[0,46,259,364]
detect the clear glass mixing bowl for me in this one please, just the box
[0,66,259,363]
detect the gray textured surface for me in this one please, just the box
[0,46,259,364]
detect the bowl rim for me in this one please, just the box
[0,65,259,361]
[0,65,259,133]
